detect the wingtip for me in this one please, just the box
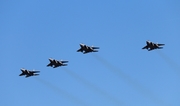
[49,58,53,60]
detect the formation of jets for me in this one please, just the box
[19,41,164,78]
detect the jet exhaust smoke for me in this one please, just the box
[62,68,124,106]
[91,54,170,106]
[156,51,180,75]
[34,77,89,106]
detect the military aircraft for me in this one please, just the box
[77,43,99,54]
[19,68,40,78]
[142,40,165,51]
[47,58,68,68]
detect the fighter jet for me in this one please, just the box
[142,40,165,51]
[19,68,40,78]
[47,58,68,68]
[77,43,99,54]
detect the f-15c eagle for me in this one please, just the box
[77,43,99,54]
[142,40,165,51]
[19,68,40,78]
[47,58,68,68]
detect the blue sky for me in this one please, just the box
[1,0,180,106]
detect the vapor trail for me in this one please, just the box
[34,77,89,106]
[62,68,124,106]
[92,54,170,106]
[156,50,180,75]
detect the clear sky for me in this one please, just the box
[1,0,180,106]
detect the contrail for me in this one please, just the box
[92,53,170,106]
[34,77,90,106]
[62,68,124,106]
[156,50,180,75]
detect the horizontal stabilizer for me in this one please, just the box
[62,64,68,66]
[29,71,40,73]
[158,47,163,49]
[33,71,40,73]
[33,74,39,76]
[93,50,98,52]
[92,47,99,49]
[61,61,68,63]
[158,44,165,46]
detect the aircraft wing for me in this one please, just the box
[25,75,31,78]
[146,41,151,45]
[148,48,154,51]
[49,58,53,61]
[47,63,53,67]
[77,48,83,52]
[142,45,148,49]
[19,73,26,76]
[53,65,59,68]
[77,44,85,52]
[83,51,89,54]
[48,58,56,63]
[80,43,85,47]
